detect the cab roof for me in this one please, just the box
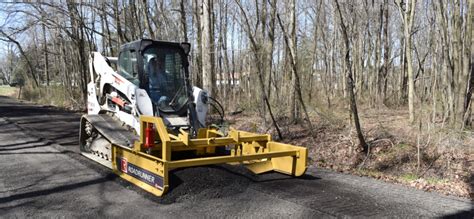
[119,39,189,54]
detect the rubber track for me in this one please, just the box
[83,114,139,148]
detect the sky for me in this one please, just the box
[0,2,24,57]
[0,8,10,57]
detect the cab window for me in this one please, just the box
[118,50,139,86]
[143,46,187,112]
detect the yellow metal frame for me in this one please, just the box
[110,115,308,197]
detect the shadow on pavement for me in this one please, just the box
[0,143,50,152]
[0,151,74,155]
[0,96,80,151]
[0,139,45,148]
[0,96,81,118]
[0,174,117,204]
[0,201,36,211]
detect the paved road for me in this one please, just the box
[0,96,472,218]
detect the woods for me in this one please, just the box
[0,0,472,198]
[0,1,472,139]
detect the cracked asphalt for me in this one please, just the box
[0,96,472,218]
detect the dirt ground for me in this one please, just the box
[227,107,473,199]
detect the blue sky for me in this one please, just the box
[0,3,24,57]
[0,8,10,57]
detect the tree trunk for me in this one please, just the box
[113,0,125,45]
[42,22,49,86]
[396,0,416,123]
[236,0,283,139]
[201,0,215,98]
[276,8,315,136]
[462,0,473,128]
[335,0,369,153]
[192,0,203,87]
[143,0,155,39]
[180,0,188,42]
[381,0,389,103]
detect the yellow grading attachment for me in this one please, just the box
[111,116,308,197]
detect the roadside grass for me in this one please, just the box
[0,85,82,110]
[400,173,419,182]
[398,173,450,185]
[21,85,83,110]
[0,85,19,97]
[356,169,384,179]
[426,177,449,185]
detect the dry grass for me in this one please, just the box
[225,105,473,199]
[0,85,19,97]
[20,85,84,110]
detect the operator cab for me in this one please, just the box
[117,39,191,118]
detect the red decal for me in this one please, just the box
[111,97,125,107]
[114,76,123,85]
[121,158,128,173]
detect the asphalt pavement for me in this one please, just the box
[0,96,472,218]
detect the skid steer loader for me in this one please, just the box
[79,39,307,196]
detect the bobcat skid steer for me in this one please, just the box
[79,39,307,196]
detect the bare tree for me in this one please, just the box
[201,0,215,98]
[142,0,155,39]
[236,0,283,139]
[462,0,473,128]
[335,0,368,153]
[180,0,188,42]
[396,0,416,123]
[0,0,471,132]
[380,0,390,103]
[0,30,39,87]
[276,5,314,136]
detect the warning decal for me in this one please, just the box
[116,157,164,190]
